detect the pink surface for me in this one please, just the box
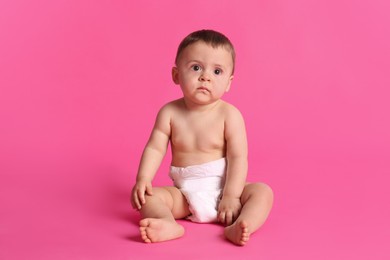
[1,0,389,259]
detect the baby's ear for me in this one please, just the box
[225,75,234,92]
[172,67,179,84]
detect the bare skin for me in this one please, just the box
[224,221,250,245]
[139,219,184,243]
[224,183,274,245]
[138,187,190,243]
[131,41,274,245]
[136,183,273,245]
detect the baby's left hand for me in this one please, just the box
[218,196,242,226]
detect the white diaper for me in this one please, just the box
[169,158,226,223]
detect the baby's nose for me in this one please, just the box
[199,72,211,81]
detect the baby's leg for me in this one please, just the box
[224,183,273,246]
[139,186,190,243]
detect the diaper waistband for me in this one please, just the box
[169,158,226,180]
[169,158,226,191]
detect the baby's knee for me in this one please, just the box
[145,187,174,206]
[245,183,274,201]
[257,183,273,195]
[257,183,274,200]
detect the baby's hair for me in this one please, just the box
[175,29,236,74]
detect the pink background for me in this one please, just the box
[1,0,389,259]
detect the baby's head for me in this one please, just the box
[175,30,236,75]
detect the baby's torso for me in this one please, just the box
[169,101,227,167]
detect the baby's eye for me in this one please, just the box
[214,69,222,75]
[192,65,201,71]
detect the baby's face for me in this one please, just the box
[172,41,234,106]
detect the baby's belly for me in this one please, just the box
[171,150,225,168]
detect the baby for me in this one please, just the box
[131,29,273,246]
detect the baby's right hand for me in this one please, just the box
[131,180,153,210]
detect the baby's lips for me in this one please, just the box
[197,86,210,92]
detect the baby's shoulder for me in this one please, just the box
[159,99,183,113]
[219,101,244,119]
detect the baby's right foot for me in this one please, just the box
[139,218,185,243]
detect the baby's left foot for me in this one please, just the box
[224,220,250,246]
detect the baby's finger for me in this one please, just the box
[145,184,153,196]
[225,211,233,226]
[135,191,144,209]
[137,190,146,207]
[130,194,137,209]
[232,211,238,223]
[218,211,226,224]
[131,192,140,209]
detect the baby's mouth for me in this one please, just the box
[197,86,210,92]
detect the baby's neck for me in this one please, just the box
[182,98,223,113]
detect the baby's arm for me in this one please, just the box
[218,106,248,225]
[131,106,171,210]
